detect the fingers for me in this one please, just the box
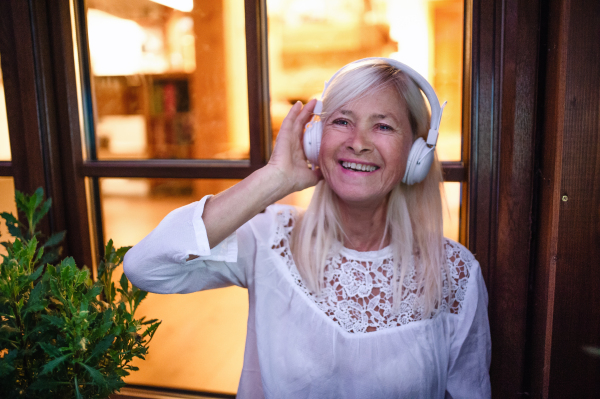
[295,99,318,131]
[280,99,318,135]
[280,101,302,131]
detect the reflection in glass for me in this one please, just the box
[99,178,245,393]
[267,0,464,161]
[0,53,11,161]
[86,0,250,161]
[0,178,17,255]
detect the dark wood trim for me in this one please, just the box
[441,161,467,182]
[81,161,256,179]
[530,0,600,396]
[459,0,473,245]
[72,0,98,162]
[491,0,541,396]
[469,0,541,396]
[45,0,94,268]
[72,0,104,260]
[0,0,52,233]
[469,0,501,375]
[111,384,236,399]
[26,0,71,247]
[0,162,12,176]
[468,0,501,288]
[245,0,271,167]
[529,0,567,394]
[79,160,466,182]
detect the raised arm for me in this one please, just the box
[123,100,320,293]
[202,99,320,248]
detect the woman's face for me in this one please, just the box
[319,85,414,208]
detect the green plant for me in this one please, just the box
[0,188,160,398]
[1,187,65,266]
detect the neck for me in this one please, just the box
[336,196,389,252]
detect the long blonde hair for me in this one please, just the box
[291,60,447,317]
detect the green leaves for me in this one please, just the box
[15,187,50,237]
[78,362,107,387]
[86,334,115,363]
[0,211,23,241]
[39,354,69,376]
[1,187,64,268]
[0,188,160,398]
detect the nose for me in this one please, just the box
[347,126,373,154]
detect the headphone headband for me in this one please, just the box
[319,57,445,147]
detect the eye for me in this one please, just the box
[331,118,349,126]
[375,123,394,132]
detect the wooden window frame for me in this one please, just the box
[0,163,10,176]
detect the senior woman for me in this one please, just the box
[124,58,491,398]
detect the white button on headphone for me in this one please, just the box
[303,57,446,185]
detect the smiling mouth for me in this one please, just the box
[340,161,379,172]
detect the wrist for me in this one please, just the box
[255,164,295,203]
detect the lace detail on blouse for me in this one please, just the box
[270,208,473,333]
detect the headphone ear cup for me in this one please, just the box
[303,114,323,167]
[402,137,434,185]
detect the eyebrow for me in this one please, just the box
[339,109,398,123]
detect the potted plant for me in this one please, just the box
[0,188,160,398]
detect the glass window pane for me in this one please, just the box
[99,177,245,393]
[267,0,464,161]
[0,53,11,161]
[86,0,250,161]
[442,182,460,241]
[0,177,17,255]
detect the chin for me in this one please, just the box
[330,188,390,209]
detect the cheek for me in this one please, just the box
[382,136,413,180]
[385,136,412,165]
[318,130,338,164]
[400,138,413,163]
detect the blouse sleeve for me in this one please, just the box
[123,195,254,294]
[445,256,492,399]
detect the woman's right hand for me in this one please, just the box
[202,100,321,248]
[267,99,322,194]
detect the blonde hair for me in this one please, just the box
[291,60,447,317]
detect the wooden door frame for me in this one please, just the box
[466,0,542,396]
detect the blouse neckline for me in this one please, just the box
[339,244,393,260]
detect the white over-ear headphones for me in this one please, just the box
[303,57,446,185]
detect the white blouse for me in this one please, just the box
[124,196,491,399]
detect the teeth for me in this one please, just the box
[341,161,377,172]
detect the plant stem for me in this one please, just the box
[11,301,33,389]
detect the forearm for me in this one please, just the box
[202,164,293,248]
[202,100,318,248]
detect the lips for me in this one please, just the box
[340,161,379,172]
